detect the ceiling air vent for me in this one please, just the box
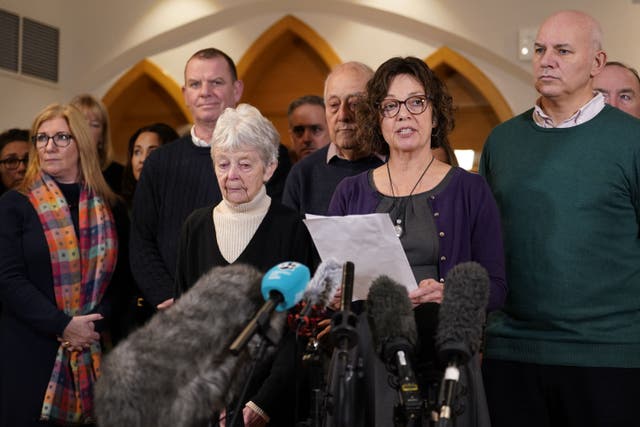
[21,17,59,82]
[0,9,20,73]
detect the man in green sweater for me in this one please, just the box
[480,10,640,427]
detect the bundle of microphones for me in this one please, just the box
[368,262,489,427]
[94,258,489,427]
[286,259,343,337]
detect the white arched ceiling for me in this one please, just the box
[77,1,532,94]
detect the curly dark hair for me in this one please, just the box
[356,57,454,156]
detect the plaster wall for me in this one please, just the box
[1,0,638,129]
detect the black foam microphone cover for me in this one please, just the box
[435,261,490,363]
[367,275,417,365]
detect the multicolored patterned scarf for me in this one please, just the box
[27,172,118,425]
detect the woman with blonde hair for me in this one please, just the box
[0,103,129,426]
[71,94,125,193]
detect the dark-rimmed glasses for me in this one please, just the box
[379,95,430,118]
[32,133,74,149]
[0,156,28,170]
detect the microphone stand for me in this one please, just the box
[296,336,324,427]
[227,303,282,427]
[435,345,471,427]
[435,357,462,427]
[326,262,360,427]
[228,337,268,427]
[390,350,424,427]
[328,309,359,427]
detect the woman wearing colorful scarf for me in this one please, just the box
[0,103,127,426]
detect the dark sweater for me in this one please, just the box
[130,135,222,307]
[175,201,316,295]
[268,143,292,204]
[480,105,640,368]
[282,144,384,215]
[103,161,124,194]
[174,200,317,425]
[130,136,292,306]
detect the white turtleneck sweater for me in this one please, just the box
[213,186,271,263]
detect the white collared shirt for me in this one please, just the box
[533,92,606,128]
[190,126,210,147]
[326,142,343,163]
[325,142,386,163]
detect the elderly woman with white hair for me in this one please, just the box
[174,103,316,426]
[175,103,316,293]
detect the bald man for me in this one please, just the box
[282,62,384,215]
[594,61,640,118]
[480,10,640,427]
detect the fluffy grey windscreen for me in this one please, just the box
[435,261,490,359]
[367,275,418,358]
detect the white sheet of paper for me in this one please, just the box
[304,213,418,301]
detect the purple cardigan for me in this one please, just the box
[328,167,507,311]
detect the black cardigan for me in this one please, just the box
[174,199,317,425]
[175,200,316,296]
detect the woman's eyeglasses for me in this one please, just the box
[31,133,74,149]
[378,95,430,118]
[0,156,28,170]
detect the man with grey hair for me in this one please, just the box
[480,10,640,426]
[594,61,640,118]
[282,62,384,215]
[287,94,330,161]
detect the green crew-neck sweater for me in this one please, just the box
[480,105,640,368]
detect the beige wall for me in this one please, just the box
[2,0,639,129]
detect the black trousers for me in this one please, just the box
[482,358,640,427]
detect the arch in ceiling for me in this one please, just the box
[237,14,341,80]
[80,2,530,92]
[102,58,192,123]
[426,46,513,121]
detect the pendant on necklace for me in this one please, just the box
[394,218,404,238]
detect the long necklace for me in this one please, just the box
[386,155,435,238]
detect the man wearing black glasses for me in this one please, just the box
[283,62,385,215]
[0,128,29,195]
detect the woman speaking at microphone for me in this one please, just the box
[174,103,316,426]
[328,57,506,426]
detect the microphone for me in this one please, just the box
[326,261,359,427]
[435,262,489,425]
[340,261,354,312]
[296,258,342,326]
[330,261,357,349]
[230,261,310,354]
[293,259,342,426]
[367,275,422,423]
[95,264,287,427]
